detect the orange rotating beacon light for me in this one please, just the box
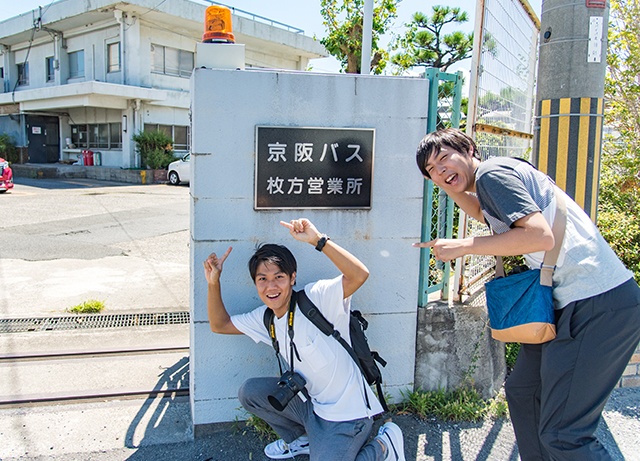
[202,5,235,43]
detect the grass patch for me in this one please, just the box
[245,414,278,440]
[397,386,508,422]
[233,411,277,441]
[67,299,105,314]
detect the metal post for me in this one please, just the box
[533,0,609,220]
[361,0,373,74]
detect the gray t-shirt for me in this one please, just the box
[476,156,632,308]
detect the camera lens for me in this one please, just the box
[267,371,306,411]
[268,387,293,412]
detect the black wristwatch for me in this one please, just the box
[315,234,330,252]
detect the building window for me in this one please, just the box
[109,122,122,148]
[144,124,190,151]
[70,123,122,149]
[69,50,85,79]
[88,124,109,149]
[71,125,88,147]
[17,62,29,86]
[46,57,55,82]
[107,42,121,73]
[151,44,193,78]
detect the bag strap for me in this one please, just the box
[540,187,567,286]
[297,290,383,410]
[495,185,567,286]
[296,290,365,377]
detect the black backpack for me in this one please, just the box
[263,290,388,411]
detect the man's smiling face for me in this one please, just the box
[424,145,478,193]
[254,261,295,318]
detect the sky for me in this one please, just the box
[0,0,543,73]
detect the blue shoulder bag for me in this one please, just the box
[485,188,567,344]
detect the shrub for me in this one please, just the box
[132,130,175,169]
[0,134,20,164]
[598,137,640,283]
[505,342,521,369]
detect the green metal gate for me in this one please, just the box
[417,69,464,307]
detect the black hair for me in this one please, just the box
[248,243,297,282]
[416,128,480,178]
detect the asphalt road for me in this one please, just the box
[0,177,190,317]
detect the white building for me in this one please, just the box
[0,0,326,168]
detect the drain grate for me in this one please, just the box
[0,312,190,334]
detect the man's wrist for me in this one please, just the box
[315,234,330,252]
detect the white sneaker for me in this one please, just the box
[377,422,406,461]
[264,435,310,459]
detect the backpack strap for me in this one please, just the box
[297,290,386,410]
[296,290,362,370]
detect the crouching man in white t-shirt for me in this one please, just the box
[203,218,406,461]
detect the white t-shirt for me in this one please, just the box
[230,275,384,422]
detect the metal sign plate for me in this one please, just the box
[255,126,375,209]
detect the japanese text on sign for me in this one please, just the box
[255,126,375,209]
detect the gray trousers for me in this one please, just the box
[505,278,640,460]
[238,377,385,461]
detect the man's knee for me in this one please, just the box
[539,430,604,460]
[238,377,260,407]
[238,377,275,408]
[539,430,573,459]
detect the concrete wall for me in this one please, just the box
[189,67,429,426]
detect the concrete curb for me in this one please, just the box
[11,163,168,185]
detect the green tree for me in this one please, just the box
[600,0,640,282]
[320,0,399,74]
[391,6,473,73]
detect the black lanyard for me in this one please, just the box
[267,291,301,375]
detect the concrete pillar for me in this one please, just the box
[415,301,505,399]
[189,67,429,429]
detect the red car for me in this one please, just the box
[0,157,14,193]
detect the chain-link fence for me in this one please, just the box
[457,0,540,299]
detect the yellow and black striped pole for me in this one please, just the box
[534,97,604,219]
[533,0,609,221]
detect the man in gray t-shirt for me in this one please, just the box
[415,128,640,460]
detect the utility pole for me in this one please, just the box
[361,0,373,74]
[533,0,609,220]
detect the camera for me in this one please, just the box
[268,370,307,411]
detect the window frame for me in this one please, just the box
[71,123,122,150]
[68,50,85,79]
[46,56,55,82]
[151,44,194,78]
[144,123,191,152]
[17,62,29,86]
[107,42,121,73]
